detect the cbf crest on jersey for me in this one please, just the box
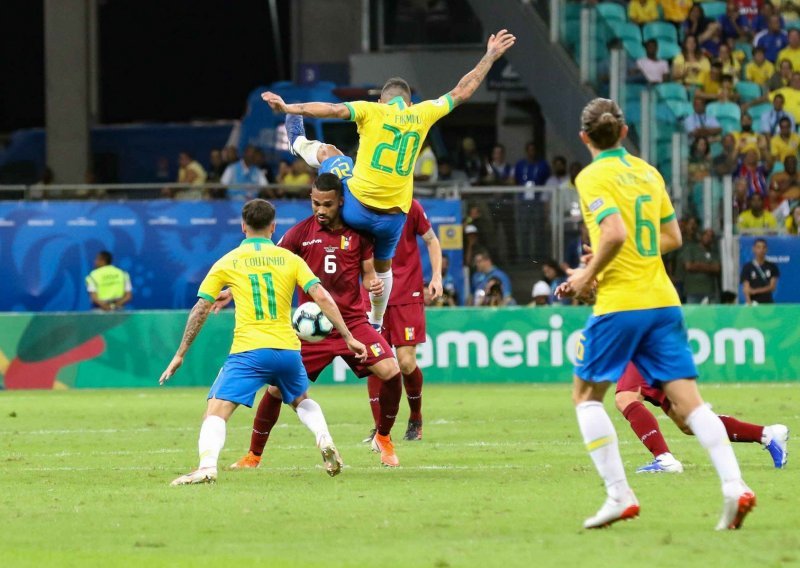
[340,235,351,250]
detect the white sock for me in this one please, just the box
[686,404,743,490]
[576,401,630,501]
[292,136,323,168]
[369,270,393,325]
[296,398,331,446]
[198,415,226,469]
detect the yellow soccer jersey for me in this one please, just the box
[575,148,681,315]
[197,237,320,353]
[344,95,454,213]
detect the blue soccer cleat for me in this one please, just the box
[285,114,305,155]
[763,424,789,468]
[635,453,684,474]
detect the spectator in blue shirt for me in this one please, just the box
[471,249,515,306]
[718,3,749,41]
[514,142,551,186]
[220,145,268,200]
[755,15,789,62]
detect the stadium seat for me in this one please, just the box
[623,38,646,60]
[736,81,763,103]
[643,22,678,44]
[787,20,800,31]
[747,102,772,125]
[657,39,682,61]
[735,41,753,61]
[700,1,727,19]
[706,101,742,122]
[666,99,694,118]
[655,82,689,102]
[717,117,742,135]
[610,21,643,43]
[596,3,627,23]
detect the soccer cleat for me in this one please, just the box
[371,433,400,467]
[318,435,344,478]
[285,114,305,155]
[583,490,640,529]
[763,424,789,468]
[716,489,757,530]
[229,451,261,469]
[362,428,377,444]
[403,420,423,441]
[170,467,217,486]
[635,453,684,474]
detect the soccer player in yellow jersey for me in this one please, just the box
[261,29,515,329]
[557,99,756,531]
[159,199,367,485]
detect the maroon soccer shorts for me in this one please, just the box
[382,303,426,347]
[301,320,394,381]
[616,361,669,409]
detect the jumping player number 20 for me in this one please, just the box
[370,126,422,176]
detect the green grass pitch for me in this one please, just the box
[1,383,798,567]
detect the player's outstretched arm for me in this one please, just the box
[159,298,213,384]
[306,283,368,361]
[261,92,350,119]
[448,29,516,107]
[422,229,444,298]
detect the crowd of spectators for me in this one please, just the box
[613,0,800,234]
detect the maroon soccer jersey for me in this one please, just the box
[279,215,372,325]
[389,199,431,306]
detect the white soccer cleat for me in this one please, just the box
[318,434,344,477]
[583,490,640,529]
[636,453,684,474]
[715,484,757,530]
[762,424,789,468]
[170,466,217,486]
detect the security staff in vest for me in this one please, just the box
[85,251,132,311]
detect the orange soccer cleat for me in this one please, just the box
[229,451,262,469]
[371,433,400,467]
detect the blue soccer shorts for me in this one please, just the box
[208,348,309,407]
[341,185,406,261]
[573,306,698,387]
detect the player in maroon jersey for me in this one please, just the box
[219,173,405,468]
[363,198,443,442]
[617,362,789,472]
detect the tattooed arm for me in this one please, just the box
[449,29,516,107]
[159,298,213,385]
[260,92,350,119]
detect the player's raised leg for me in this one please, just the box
[573,376,639,529]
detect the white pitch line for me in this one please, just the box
[16,463,538,473]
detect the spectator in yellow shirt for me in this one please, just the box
[771,71,800,121]
[777,29,800,71]
[697,60,725,100]
[786,204,800,234]
[769,116,800,160]
[774,0,800,24]
[672,35,712,86]
[719,44,742,82]
[629,0,659,25]
[745,46,776,87]
[767,58,794,91]
[660,0,692,24]
[166,151,208,200]
[733,113,766,155]
[279,158,313,188]
[738,193,779,232]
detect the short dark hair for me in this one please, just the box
[753,46,765,55]
[98,251,112,265]
[381,77,411,101]
[754,237,768,246]
[774,93,785,102]
[312,172,343,195]
[242,199,276,230]
[473,247,491,261]
[581,98,625,150]
[779,116,792,127]
[720,291,737,304]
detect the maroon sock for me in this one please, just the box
[622,401,671,458]
[718,415,764,443]
[377,374,402,436]
[250,391,283,456]
[402,366,424,422]
[367,375,382,427]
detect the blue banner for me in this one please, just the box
[738,236,800,303]
[0,199,462,311]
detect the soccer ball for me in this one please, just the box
[292,302,333,343]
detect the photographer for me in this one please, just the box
[470,249,514,306]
